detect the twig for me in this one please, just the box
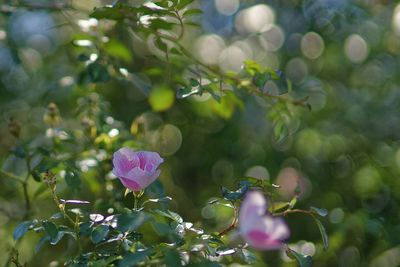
[0,2,73,14]
[218,201,238,237]
[154,32,309,108]
[174,9,184,39]
[273,209,312,217]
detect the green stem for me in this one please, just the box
[23,155,32,217]
[218,201,238,237]
[153,32,309,107]
[132,190,144,211]
[273,209,313,217]
[0,170,25,183]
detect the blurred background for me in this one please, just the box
[1,0,400,266]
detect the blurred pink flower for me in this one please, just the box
[239,191,290,250]
[112,148,164,191]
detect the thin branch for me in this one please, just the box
[218,201,238,237]
[273,208,313,217]
[0,170,25,183]
[154,32,309,108]
[0,2,73,14]
[174,10,184,39]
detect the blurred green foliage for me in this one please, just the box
[1,0,400,266]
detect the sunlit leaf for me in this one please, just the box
[103,40,132,61]
[286,247,313,267]
[153,209,184,224]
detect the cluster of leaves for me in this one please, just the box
[14,173,328,267]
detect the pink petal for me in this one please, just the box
[245,230,284,250]
[119,177,142,191]
[239,191,268,233]
[113,148,140,175]
[136,151,164,171]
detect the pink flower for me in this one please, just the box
[239,191,290,250]
[112,148,164,191]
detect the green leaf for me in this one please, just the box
[13,220,36,240]
[312,216,329,250]
[117,211,148,232]
[221,181,250,201]
[90,6,125,20]
[149,86,175,112]
[149,19,175,31]
[91,224,110,244]
[310,207,328,217]
[289,196,298,209]
[253,72,271,88]
[50,231,66,245]
[176,86,201,99]
[189,78,200,87]
[176,0,195,9]
[119,249,154,267]
[239,248,257,264]
[153,209,183,223]
[165,249,182,267]
[35,236,50,253]
[79,221,94,236]
[11,147,26,158]
[43,221,58,240]
[88,62,110,83]
[186,260,222,267]
[50,212,64,220]
[182,8,202,17]
[286,247,313,267]
[65,171,81,192]
[151,221,171,235]
[143,196,172,206]
[103,40,132,61]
